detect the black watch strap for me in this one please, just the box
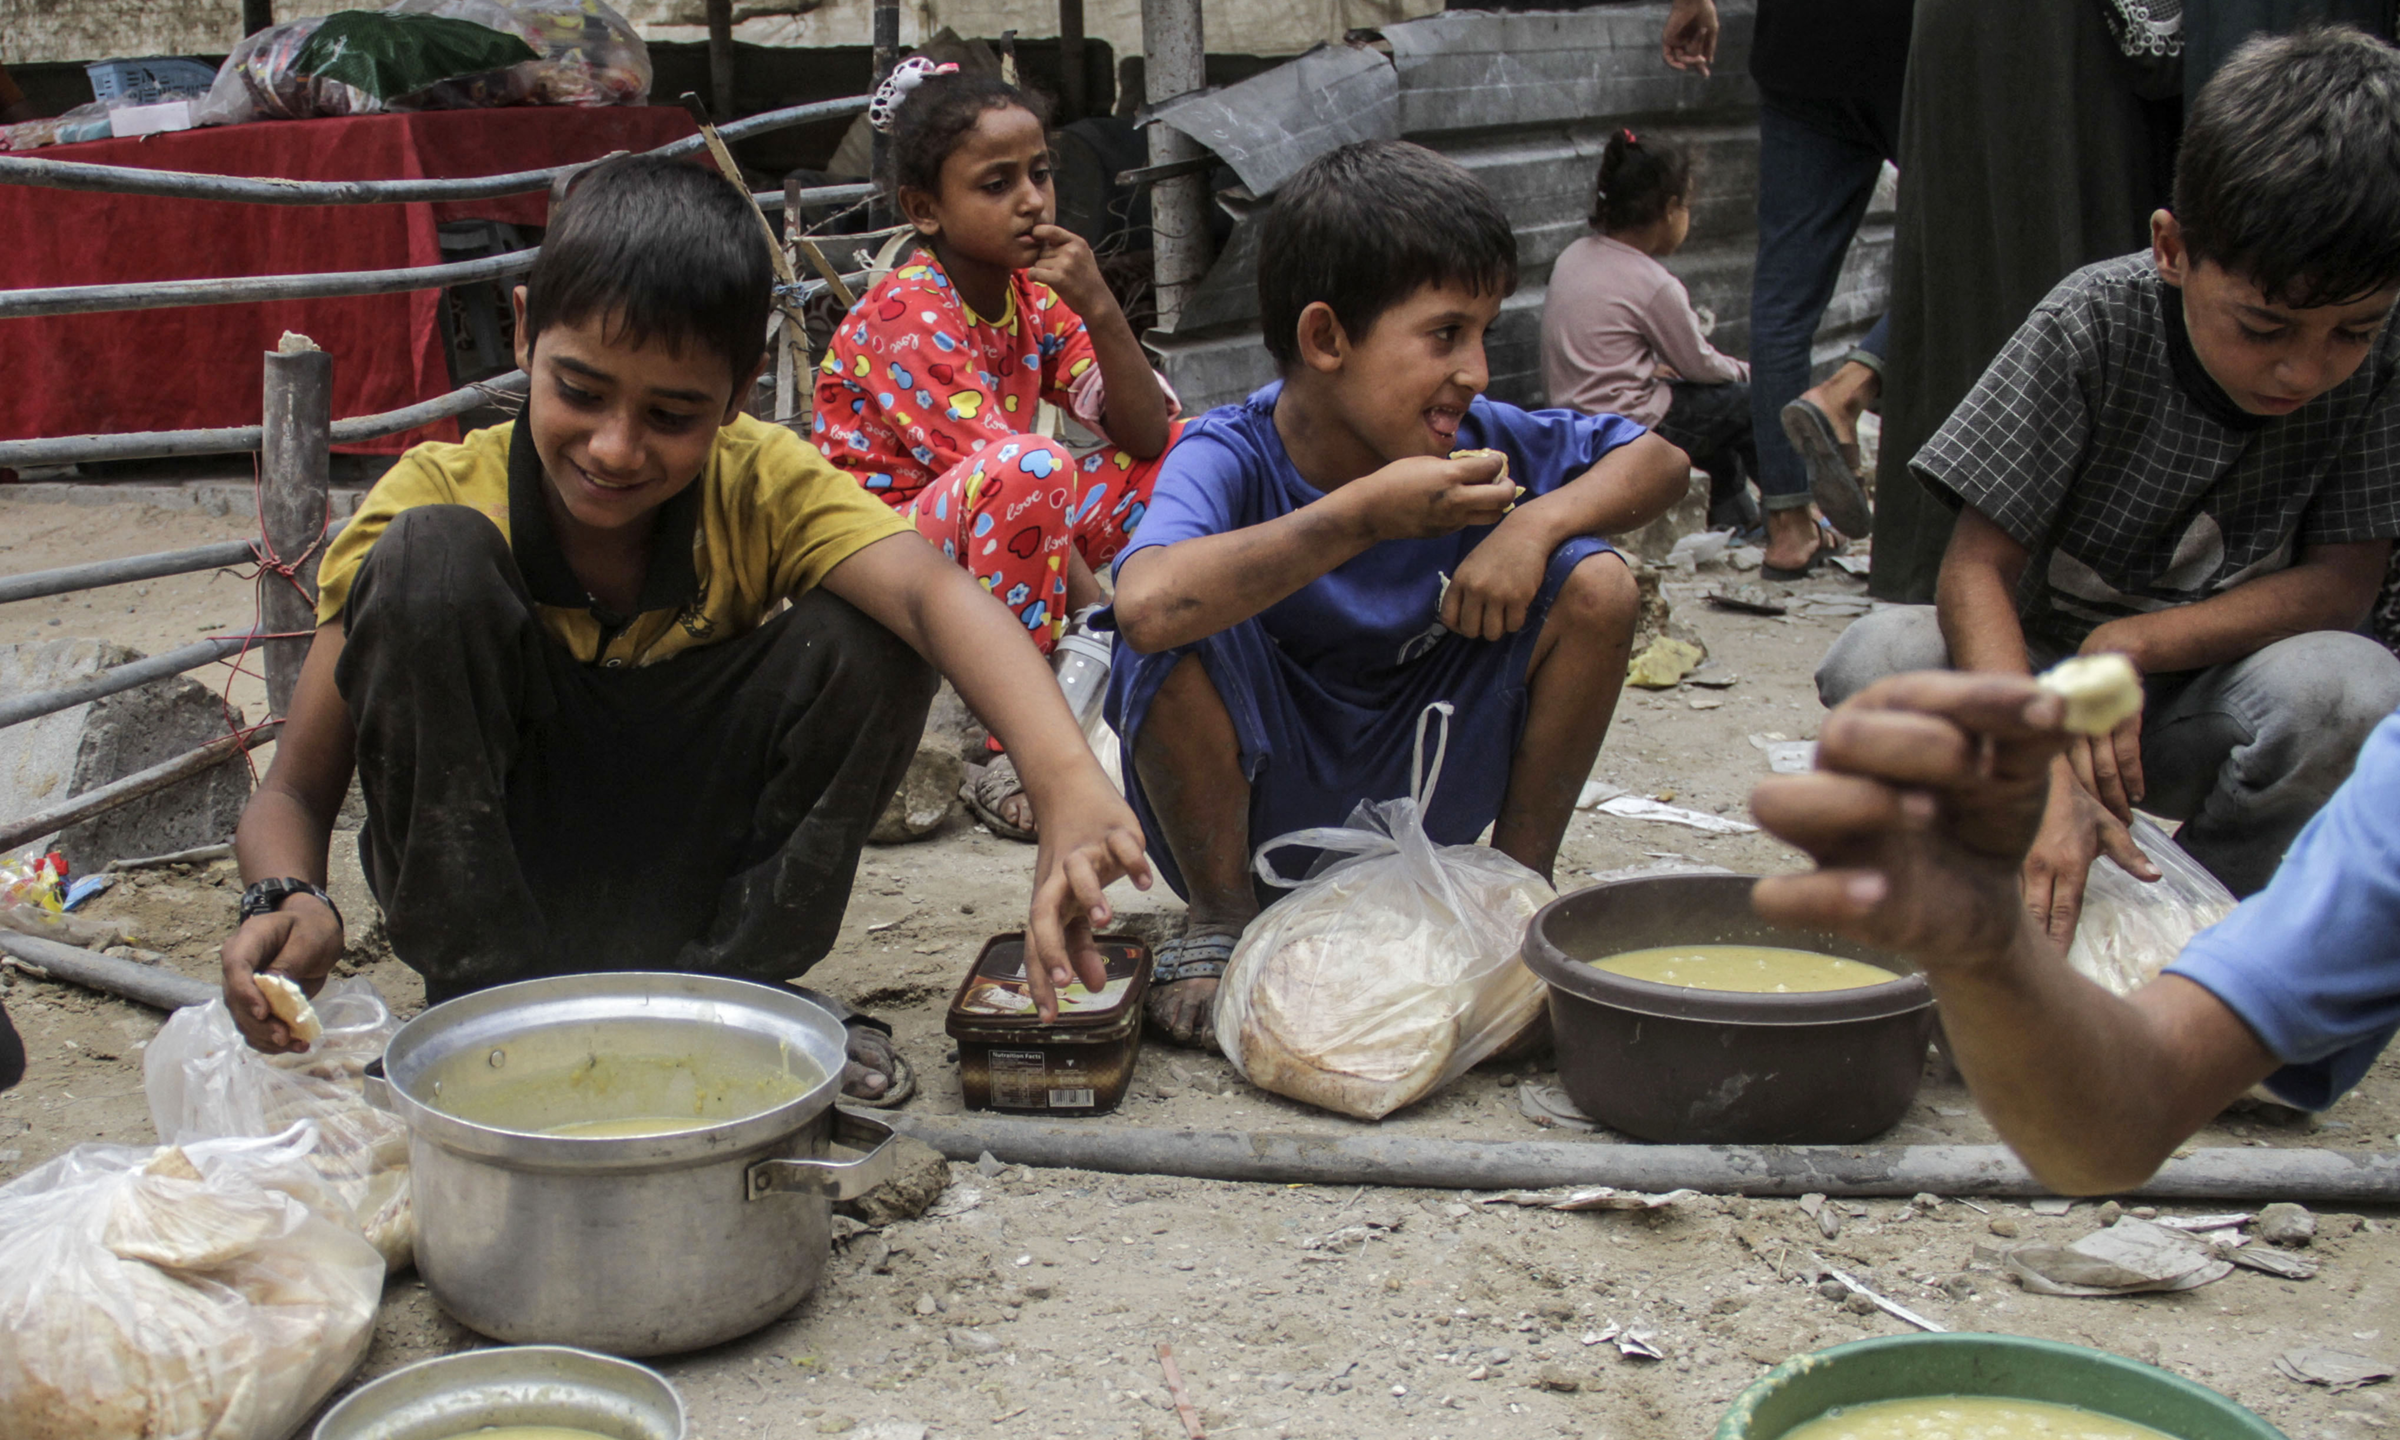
[239,878,341,930]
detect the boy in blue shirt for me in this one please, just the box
[1109,141,1689,1046]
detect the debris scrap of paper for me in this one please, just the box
[1994,1218,2233,1296]
[1594,796,1758,834]
[1477,1186,1698,1212]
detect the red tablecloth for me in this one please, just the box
[0,105,699,455]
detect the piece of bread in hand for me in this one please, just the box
[2037,653,2143,735]
[255,973,324,1045]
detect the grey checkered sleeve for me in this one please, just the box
[1910,301,2099,552]
[2305,373,2400,546]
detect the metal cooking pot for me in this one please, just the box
[364,972,895,1356]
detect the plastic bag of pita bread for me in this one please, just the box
[1215,704,1555,1119]
[0,1124,384,1440]
[144,979,413,1270]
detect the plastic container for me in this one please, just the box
[1520,872,1935,1143]
[85,57,219,105]
[1716,1333,2287,1440]
[1052,627,1113,729]
[947,933,1150,1115]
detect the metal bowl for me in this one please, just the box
[1522,872,1937,1143]
[312,1345,685,1440]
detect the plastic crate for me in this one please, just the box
[84,57,219,106]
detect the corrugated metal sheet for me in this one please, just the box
[1152,0,1895,417]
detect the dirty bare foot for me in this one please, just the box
[1146,928,1241,1049]
[841,1020,913,1105]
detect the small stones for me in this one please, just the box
[947,1327,1002,1356]
[1816,1278,1847,1302]
[914,1294,938,1317]
[1534,1365,1582,1393]
[1987,1218,2020,1238]
[2097,1201,2124,1226]
[1022,1281,1053,1300]
[1843,1291,1879,1316]
[2258,1203,2317,1247]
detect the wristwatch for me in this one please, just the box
[239,878,342,930]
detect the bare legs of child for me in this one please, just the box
[1134,555,1640,1047]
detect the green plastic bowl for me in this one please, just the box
[1716,1333,2287,1440]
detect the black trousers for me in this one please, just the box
[337,505,935,1006]
[1653,378,1758,527]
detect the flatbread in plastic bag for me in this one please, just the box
[2064,816,2238,995]
[0,1126,385,1440]
[1215,704,1555,1119]
[145,978,413,1271]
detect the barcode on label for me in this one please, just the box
[1049,1088,1095,1108]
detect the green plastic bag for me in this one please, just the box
[292,10,537,103]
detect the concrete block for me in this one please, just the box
[0,638,250,869]
[1609,472,1713,562]
[870,681,980,845]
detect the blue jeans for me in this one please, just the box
[1751,88,1900,509]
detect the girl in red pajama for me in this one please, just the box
[816,63,1181,665]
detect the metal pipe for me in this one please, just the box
[0,538,261,605]
[0,97,870,206]
[0,519,350,607]
[884,1115,2400,1204]
[0,723,280,854]
[0,634,266,732]
[259,344,333,717]
[0,371,526,470]
[0,932,217,1012]
[0,247,538,320]
[1138,0,1212,330]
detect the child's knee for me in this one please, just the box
[1548,553,1641,641]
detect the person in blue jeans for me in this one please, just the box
[1662,0,1912,568]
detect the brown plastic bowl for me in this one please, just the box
[1521,873,1936,1144]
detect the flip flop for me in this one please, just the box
[789,985,918,1108]
[1781,397,1875,539]
[1145,931,1239,1047]
[959,754,1037,843]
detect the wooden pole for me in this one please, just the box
[259,340,331,719]
[1059,0,1088,122]
[706,0,737,123]
[871,0,900,226]
[1139,0,1211,331]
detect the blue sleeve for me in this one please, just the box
[2165,711,2400,1110]
[1110,422,1247,579]
[1464,399,1649,498]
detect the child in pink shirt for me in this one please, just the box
[1540,130,1757,534]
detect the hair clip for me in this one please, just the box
[1621,127,1639,146]
[869,57,961,133]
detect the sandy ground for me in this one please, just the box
[2,490,2397,1440]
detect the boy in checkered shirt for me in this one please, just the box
[1817,26,2400,945]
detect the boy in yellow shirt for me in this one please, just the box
[217,156,1148,1100]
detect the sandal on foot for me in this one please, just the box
[1760,521,1847,582]
[1146,931,1238,1046]
[1780,398,1874,538]
[960,754,1037,843]
[791,985,919,1107]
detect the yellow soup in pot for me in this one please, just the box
[1592,944,1901,993]
[542,1116,721,1138]
[1779,1396,2179,1440]
[433,1429,621,1440]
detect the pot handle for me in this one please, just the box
[362,1054,395,1113]
[747,1108,898,1202]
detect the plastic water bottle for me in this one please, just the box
[1052,626,1113,731]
